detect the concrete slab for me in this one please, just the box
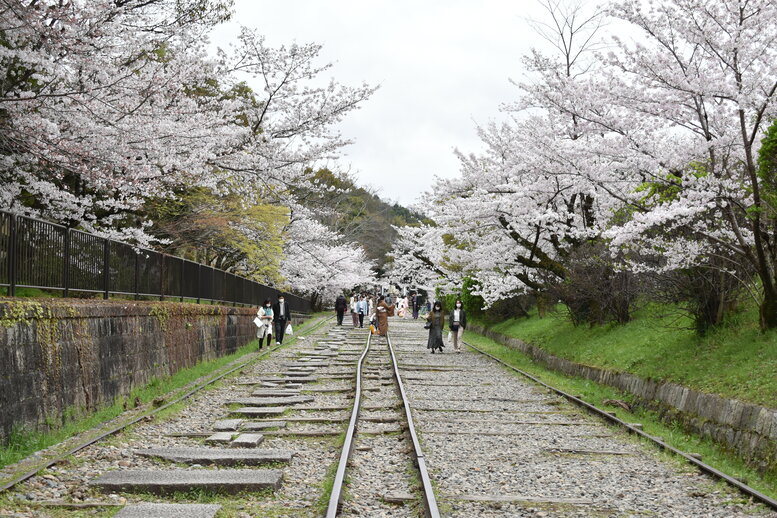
[228,396,313,407]
[241,421,287,430]
[212,419,243,431]
[135,447,293,466]
[250,389,301,397]
[230,433,264,447]
[204,432,234,444]
[231,407,288,417]
[90,469,283,494]
[115,503,221,518]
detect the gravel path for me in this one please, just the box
[2,316,775,518]
[389,318,777,518]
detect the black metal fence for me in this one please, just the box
[0,210,311,313]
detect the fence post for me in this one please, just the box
[8,213,16,297]
[179,258,184,302]
[63,228,70,298]
[160,254,165,301]
[196,263,201,304]
[103,238,110,300]
[134,250,139,300]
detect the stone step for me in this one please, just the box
[231,433,264,447]
[204,432,234,445]
[242,421,287,431]
[136,447,292,466]
[115,503,221,518]
[212,419,243,431]
[231,407,288,417]
[249,389,301,397]
[259,376,318,384]
[228,396,313,407]
[90,469,283,494]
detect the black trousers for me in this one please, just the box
[336,309,345,325]
[275,318,288,343]
[358,313,365,327]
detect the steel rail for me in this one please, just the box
[463,339,777,512]
[325,330,372,517]
[386,333,441,518]
[0,315,333,494]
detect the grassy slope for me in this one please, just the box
[479,302,777,409]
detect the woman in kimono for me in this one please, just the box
[376,295,395,336]
[426,300,445,353]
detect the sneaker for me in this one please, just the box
[276,341,280,345]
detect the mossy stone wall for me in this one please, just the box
[0,299,256,442]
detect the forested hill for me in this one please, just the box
[302,169,426,274]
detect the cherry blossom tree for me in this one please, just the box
[281,213,376,308]
[0,0,375,247]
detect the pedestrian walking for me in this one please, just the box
[397,295,407,318]
[272,295,291,345]
[376,295,395,336]
[426,300,445,353]
[335,294,348,325]
[449,299,467,353]
[350,294,359,327]
[411,293,420,319]
[356,295,369,328]
[256,299,274,349]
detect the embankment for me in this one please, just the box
[0,299,261,441]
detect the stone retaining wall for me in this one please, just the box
[0,299,264,442]
[468,323,777,472]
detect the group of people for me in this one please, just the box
[254,295,292,348]
[334,291,468,354]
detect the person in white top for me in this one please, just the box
[350,295,359,327]
[448,299,467,353]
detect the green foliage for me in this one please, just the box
[296,168,424,273]
[757,119,777,213]
[635,162,708,206]
[145,186,287,285]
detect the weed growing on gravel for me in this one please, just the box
[463,331,777,503]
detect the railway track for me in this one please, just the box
[0,316,774,517]
[325,330,439,517]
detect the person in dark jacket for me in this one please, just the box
[411,292,420,319]
[449,299,467,353]
[272,295,291,345]
[334,294,348,325]
[426,301,445,353]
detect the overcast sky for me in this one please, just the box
[208,1,554,206]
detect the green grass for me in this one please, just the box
[0,312,329,470]
[477,302,777,409]
[463,330,777,502]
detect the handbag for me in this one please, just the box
[285,323,293,336]
[253,316,264,328]
[424,321,432,330]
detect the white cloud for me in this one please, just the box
[208,0,551,204]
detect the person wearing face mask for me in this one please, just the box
[257,298,274,349]
[426,300,445,354]
[449,299,467,353]
[272,295,290,345]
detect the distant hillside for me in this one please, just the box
[301,169,425,274]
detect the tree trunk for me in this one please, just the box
[760,291,777,329]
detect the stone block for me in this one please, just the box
[90,468,283,494]
[135,447,292,465]
[115,503,221,518]
[204,432,234,444]
[230,433,264,447]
